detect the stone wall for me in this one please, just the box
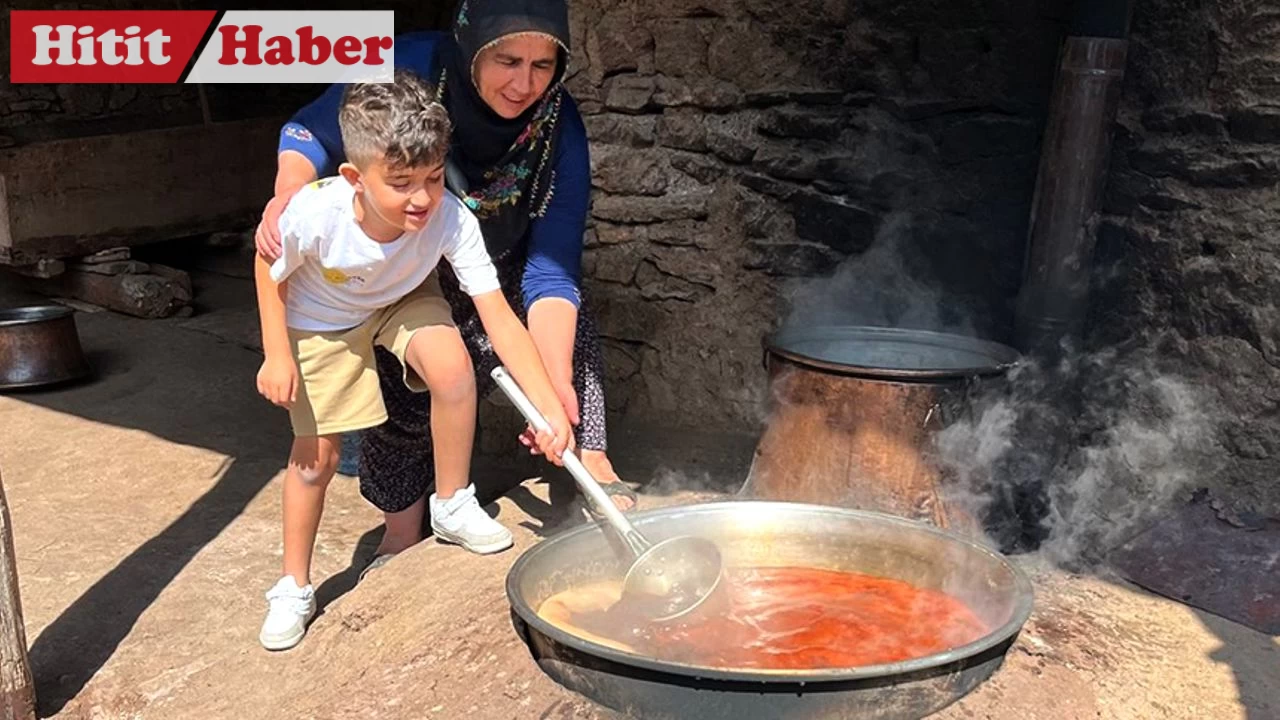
[563,0,1073,428]
[1089,0,1280,514]
[8,0,1277,512]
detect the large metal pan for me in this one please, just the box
[507,500,1034,720]
[0,305,90,390]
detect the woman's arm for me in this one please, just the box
[523,94,591,418]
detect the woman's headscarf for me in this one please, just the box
[437,0,571,259]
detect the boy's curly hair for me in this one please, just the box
[339,69,451,171]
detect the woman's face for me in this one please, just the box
[473,34,559,119]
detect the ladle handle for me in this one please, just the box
[490,366,649,554]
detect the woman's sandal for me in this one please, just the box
[580,481,639,522]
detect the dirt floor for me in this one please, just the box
[0,269,1276,719]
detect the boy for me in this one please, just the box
[254,70,573,651]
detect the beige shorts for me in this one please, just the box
[286,274,455,437]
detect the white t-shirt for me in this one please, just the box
[270,177,501,332]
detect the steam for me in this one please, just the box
[934,345,1224,567]
[644,466,731,497]
[779,211,977,337]
[764,191,1222,568]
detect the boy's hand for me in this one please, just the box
[254,187,302,262]
[529,405,575,466]
[257,354,298,408]
[519,375,579,452]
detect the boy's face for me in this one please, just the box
[342,157,446,235]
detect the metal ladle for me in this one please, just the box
[491,366,724,622]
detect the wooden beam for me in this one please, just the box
[0,117,285,266]
[26,267,192,319]
[0,470,36,720]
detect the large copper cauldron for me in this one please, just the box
[0,305,91,390]
[740,326,1020,534]
[507,501,1034,720]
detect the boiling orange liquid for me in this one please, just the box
[538,566,989,670]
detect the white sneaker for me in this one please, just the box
[430,484,514,554]
[259,576,316,651]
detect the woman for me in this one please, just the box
[255,0,636,562]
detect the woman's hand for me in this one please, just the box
[254,186,302,262]
[257,354,298,408]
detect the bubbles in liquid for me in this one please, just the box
[548,567,991,671]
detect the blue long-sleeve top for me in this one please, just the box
[277,31,588,311]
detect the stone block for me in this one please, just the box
[704,113,760,164]
[656,111,708,151]
[743,240,837,276]
[653,76,743,110]
[602,75,656,114]
[652,19,708,77]
[594,220,705,248]
[593,14,654,76]
[706,19,798,92]
[669,151,723,185]
[585,244,645,284]
[150,263,194,299]
[590,146,670,195]
[33,270,190,318]
[81,247,131,264]
[636,260,714,302]
[1228,106,1280,143]
[596,292,667,344]
[591,191,711,223]
[759,107,845,141]
[1143,106,1228,137]
[752,141,826,181]
[11,258,65,279]
[739,172,797,199]
[583,114,657,147]
[68,260,150,276]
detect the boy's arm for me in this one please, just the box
[254,254,298,407]
[472,291,573,461]
[254,204,311,407]
[254,254,291,360]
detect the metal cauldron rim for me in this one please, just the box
[506,500,1035,684]
[0,304,75,328]
[764,325,1022,381]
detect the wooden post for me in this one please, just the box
[0,471,35,720]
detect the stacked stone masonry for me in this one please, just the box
[4,0,1276,513]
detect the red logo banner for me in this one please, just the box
[10,11,217,83]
